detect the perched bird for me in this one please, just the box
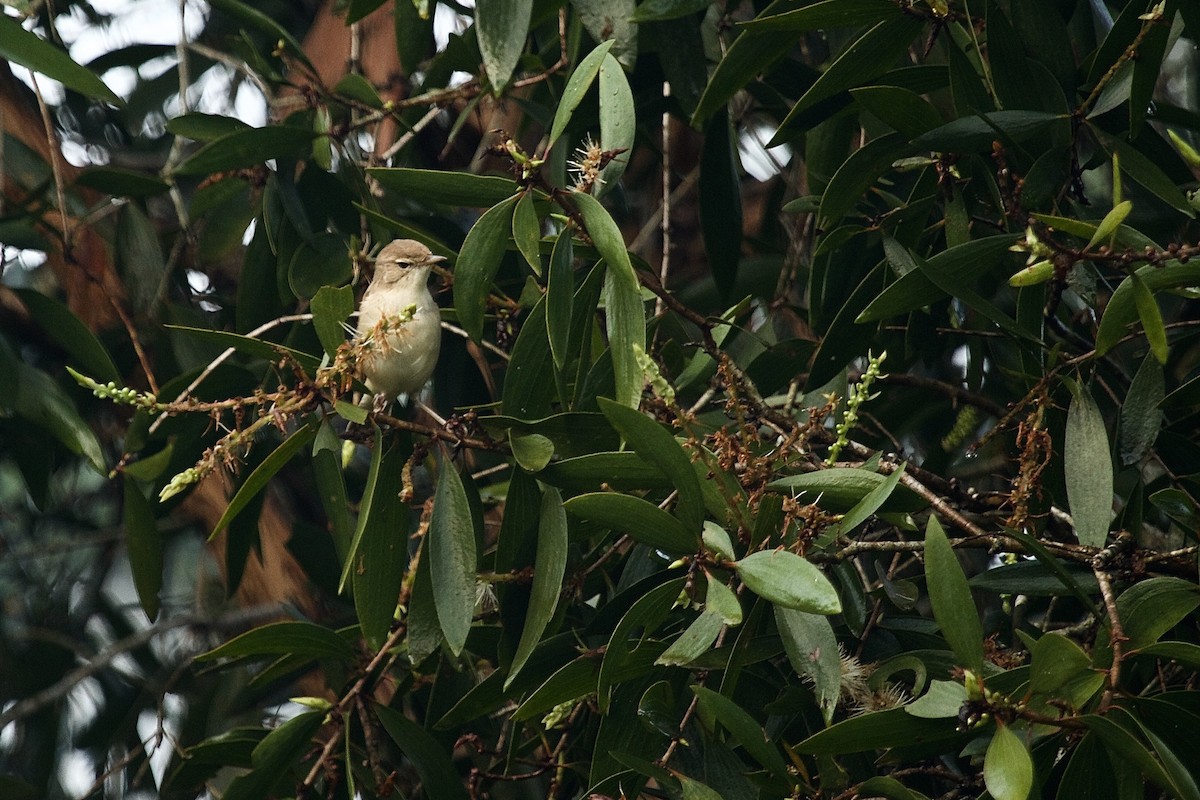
[355,239,444,403]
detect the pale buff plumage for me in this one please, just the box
[355,239,444,401]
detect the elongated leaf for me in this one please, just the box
[14,289,120,383]
[699,110,743,298]
[797,706,960,754]
[1087,200,1134,250]
[0,14,121,104]
[1093,126,1194,217]
[704,572,742,625]
[1130,273,1168,363]
[597,53,635,191]
[209,421,317,537]
[905,679,967,719]
[692,685,789,778]
[736,550,841,614]
[743,0,899,31]
[912,111,1065,152]
[819,132,908,227]
[353,442,411,649]
[574,194,645,408]
[124,478,162,621]
[375,704,470,800]
[512,191,542,274]
[1064,383,1113,548]
[851,85,941,137]
[597,578,685,711]
[430,455,478,656]
[1120,355,1164,465]
[311,284,354,359]
[12,365,103,474]
[312,422,352,561]
[769,467,925,512]
[198,621,355,662]
[166,112,251,141]
[835,463,905,538]
[573,0,637,68]
[771,15,925,143]
[924,515,983,672]
[564,492,696,553]
[221,712,324,800]
[173,125,315,176]
[507,488,568,687]
[548,41,615,147]
[540,451,673,491]
[1096,262,1200,356]
[656,609,723,666]
[453,195,519,342]
[984,723,1034,800]
[407,542,443,664]
[477,0,531,90]
[546,229,575,368]
[776,606,841,723]
[368,167,519,207]
[630,0,710,23]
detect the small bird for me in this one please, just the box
[355,239,444,404]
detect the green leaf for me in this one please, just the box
[768,467,925,512]
[699,110,743,299]
[173,125,316,176]
[573,0,638,68]
[818,132,908,228]
[736,550,841,614]
[691,685,789,778]
[1096,262,1200,356]
[453,195,519,342]
[911,111,1065,152]
[310,284,354,359]
[207,0,314,70]
[116,203,167,317]
[1119,355,1164,465]
[124,479,162,621]
[352,442,411,649]
[512,191,542,275]
[221,712,324,800]
[796,706,960,754]
[597,578,685,711]
[678,775,724,800]
[476,0,531,90]
[630,0,710,23]
[656,609,723,666]
[197,621,355,662]
[430,455,478,656]
[597,53,636,192]
[741,0,900,31]
[1094,577,1200,665]
[564,492,697,553]
[970,561,1099,597]
[540,451,674,492]
[597,397,704,533]
[1130,273,1168,363]
[1081,712,1177,797]
[163,326,321,373]
[574,195,645,408]
[851,85,942,137]
[0,14,121,105]
[905,679,967,719]
[984,723,1034,800]
[776,606,841,723]
[1064,383,1113,548]
[548,41,615,147]
[14,289,120,383]
[834,463,905,538]
[312,422,353,562]
[208,421,318,536]
[501,295,555,420]
[166,112,251,141]
[375,704,470,800]
[11,363,105,473]
[507,488,568,687]
[1092,127,1195,218]
[1087,200,1134,250]
[509,431,555,472]
[288,232,352,300]
[923,515,983,672]
[771,14,925,143]
[704,572,742,625]
[368,167,519,207]
[546,229,574,368]
[407,543,443,664]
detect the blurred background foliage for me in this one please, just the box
[3,0,1200,798]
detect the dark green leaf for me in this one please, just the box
[768,467,925,512]
[173,125,316,176]
[14,289,120,383]
[1119,355,1164,465]
[630,0,710,23]
[912,111,1065,152]
[198,621,355,662]
[512,191,542,275]
[776,606,841,723]
[375,704,470,800]
[548,41,615,147]
[699,110,743,299]
[546,229,574,368]
[819,132,908,228]
[834,463,905,538]
[1096,263,1200,356]
[0,14,121,104]
[507,488,568,687]
[564,492,697,553]
[124,478,162,621]
[430,455,478,656]
[353,442,411,649]
[924,515,983,672]
[368,167,519,207]
[207,0,314,70]
[851,85,942,137]
[12,363,105,473]
[74,166,170,197]
[209,420,318,538]
[453,195,518,342]
[310,284,354,359]
[741,0,900,31]
[796,706,960,754]
[1064,382,1113,548]
[597,53,636,191]
[166,112,251,141]
[656,609,723,666]
[477,0,531,90]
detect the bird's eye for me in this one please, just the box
[395,259,412,268]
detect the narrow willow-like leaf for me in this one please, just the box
[368,167,518,207]
[598,397,704,534]
[430,455,478,656]
[1064,383,1113,548]
[574,194,645,408]
[924,515,984,672]
[984,723,1034,800]
[548,41,615,147]
[834,463,905,537]
[546,229,574,369]
[1130,273,1168,363]
[198,620,356,662]
[564,492,696,553]
[339,426,383,591]
[124,478,162,621]
[0,14,121,104]
[173,126,316,176]
[209,419,318,538]
[1120,355,1164,466]
[15,289,120,383]
[353,443,411,649]
[512,191,542,275]
[699,110,743,298]
[656,609,723,666]
[311,284,354,359]
[1088,200,1133,250]
[453,195,518,342]
[507,488,568,688]
[704,572,742,625]
[375,704,471,800]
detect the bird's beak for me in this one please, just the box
[427,255,448,264]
